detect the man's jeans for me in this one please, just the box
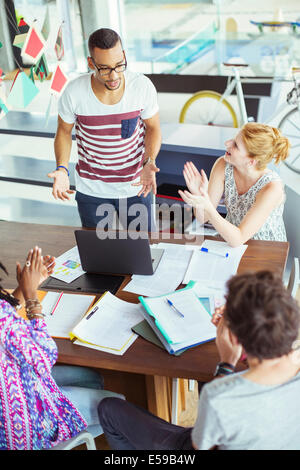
[98,397,193,450]
[75,191,156,232]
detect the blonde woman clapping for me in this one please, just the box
[179,123,290,247]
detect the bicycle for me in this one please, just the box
[179,63,300,174]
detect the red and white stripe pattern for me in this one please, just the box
[75,110,145,183]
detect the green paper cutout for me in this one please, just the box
[34,54,49,82]
[7,71,39,108]
[29,66,35,83]
[0,99,9,115]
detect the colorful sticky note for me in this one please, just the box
[7,71,39,108]
[34,54,49,82]
[21,25,45,63]
[54,25,64,61]
[50,64,68,95]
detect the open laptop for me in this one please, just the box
[75,230,164,275]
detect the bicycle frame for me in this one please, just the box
[210,67,248,126]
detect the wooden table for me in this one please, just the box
[1,221,289,421]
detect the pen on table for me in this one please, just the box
[50,292,63,316]
[200,247,229,258]
[165,298,184,318]
[86,306,99,320]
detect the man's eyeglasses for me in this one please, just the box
[91,57,127,76]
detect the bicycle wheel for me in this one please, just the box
[278,107,300,174]
[179,90,239,127]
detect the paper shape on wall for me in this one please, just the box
[29,65,35,83]
[34,54,49,82]
[0,88,9,120]
[7,71,39,108]
[50,64,68,95]
[41,6,50,40]
[54,25,64,61]
[18,18,30,34]
[0,99,9,116]
[13,32,27,49]
[21,25,45,64]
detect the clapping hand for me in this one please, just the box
[16,247,55,300]
[183,162,208,196]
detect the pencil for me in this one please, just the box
[51,292,63,316]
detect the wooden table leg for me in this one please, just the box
[145,375,172,422]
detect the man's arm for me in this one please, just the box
[132,112,162,197]
[47,116,75,201]
[143,112,162,165]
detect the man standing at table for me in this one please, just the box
[48,28,161,231]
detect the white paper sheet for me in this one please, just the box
[183,241,248,286]
[50,246,85,284]
[124,243,193,297]
[141,288,216,345]
[42,291,95,338]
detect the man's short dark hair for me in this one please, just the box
[88,28,122,54]
[225,271,300,360]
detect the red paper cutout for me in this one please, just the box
[24,27,44,60]
[50,65,67,94]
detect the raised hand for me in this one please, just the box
[17,247,51,300]
[183,162,208,196]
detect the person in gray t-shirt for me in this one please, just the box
[98,270,300,450]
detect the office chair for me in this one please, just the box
[50,429,97,450]
[287,257,300,298]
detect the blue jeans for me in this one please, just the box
[98,397,193,450]
[75,191,156,231]
[52,365,123,438]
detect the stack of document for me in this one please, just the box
[69,292,143,355]
[138,282,216,354]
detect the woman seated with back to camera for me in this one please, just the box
[0,246,120,450]
[179,122,290,246]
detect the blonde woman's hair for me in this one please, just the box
[240,122,290,169]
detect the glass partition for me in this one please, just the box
[123,0,300,78]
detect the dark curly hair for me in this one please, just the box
[225,271,300,361]
[88,28,122,54]
[0,262,19,308]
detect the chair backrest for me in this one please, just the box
[50,430,96,450]
[287,258,300,298]
[283,187,300,264]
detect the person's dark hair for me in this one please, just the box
[224,271,300,360]
[88,28,122,54]
[0,262,19,308]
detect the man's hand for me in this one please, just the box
[132,160,160,197]
[216,316,243,367]
[47,169,75,201]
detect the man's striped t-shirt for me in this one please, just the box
[58,71,159,198]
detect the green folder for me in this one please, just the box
[132,319,187,356]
